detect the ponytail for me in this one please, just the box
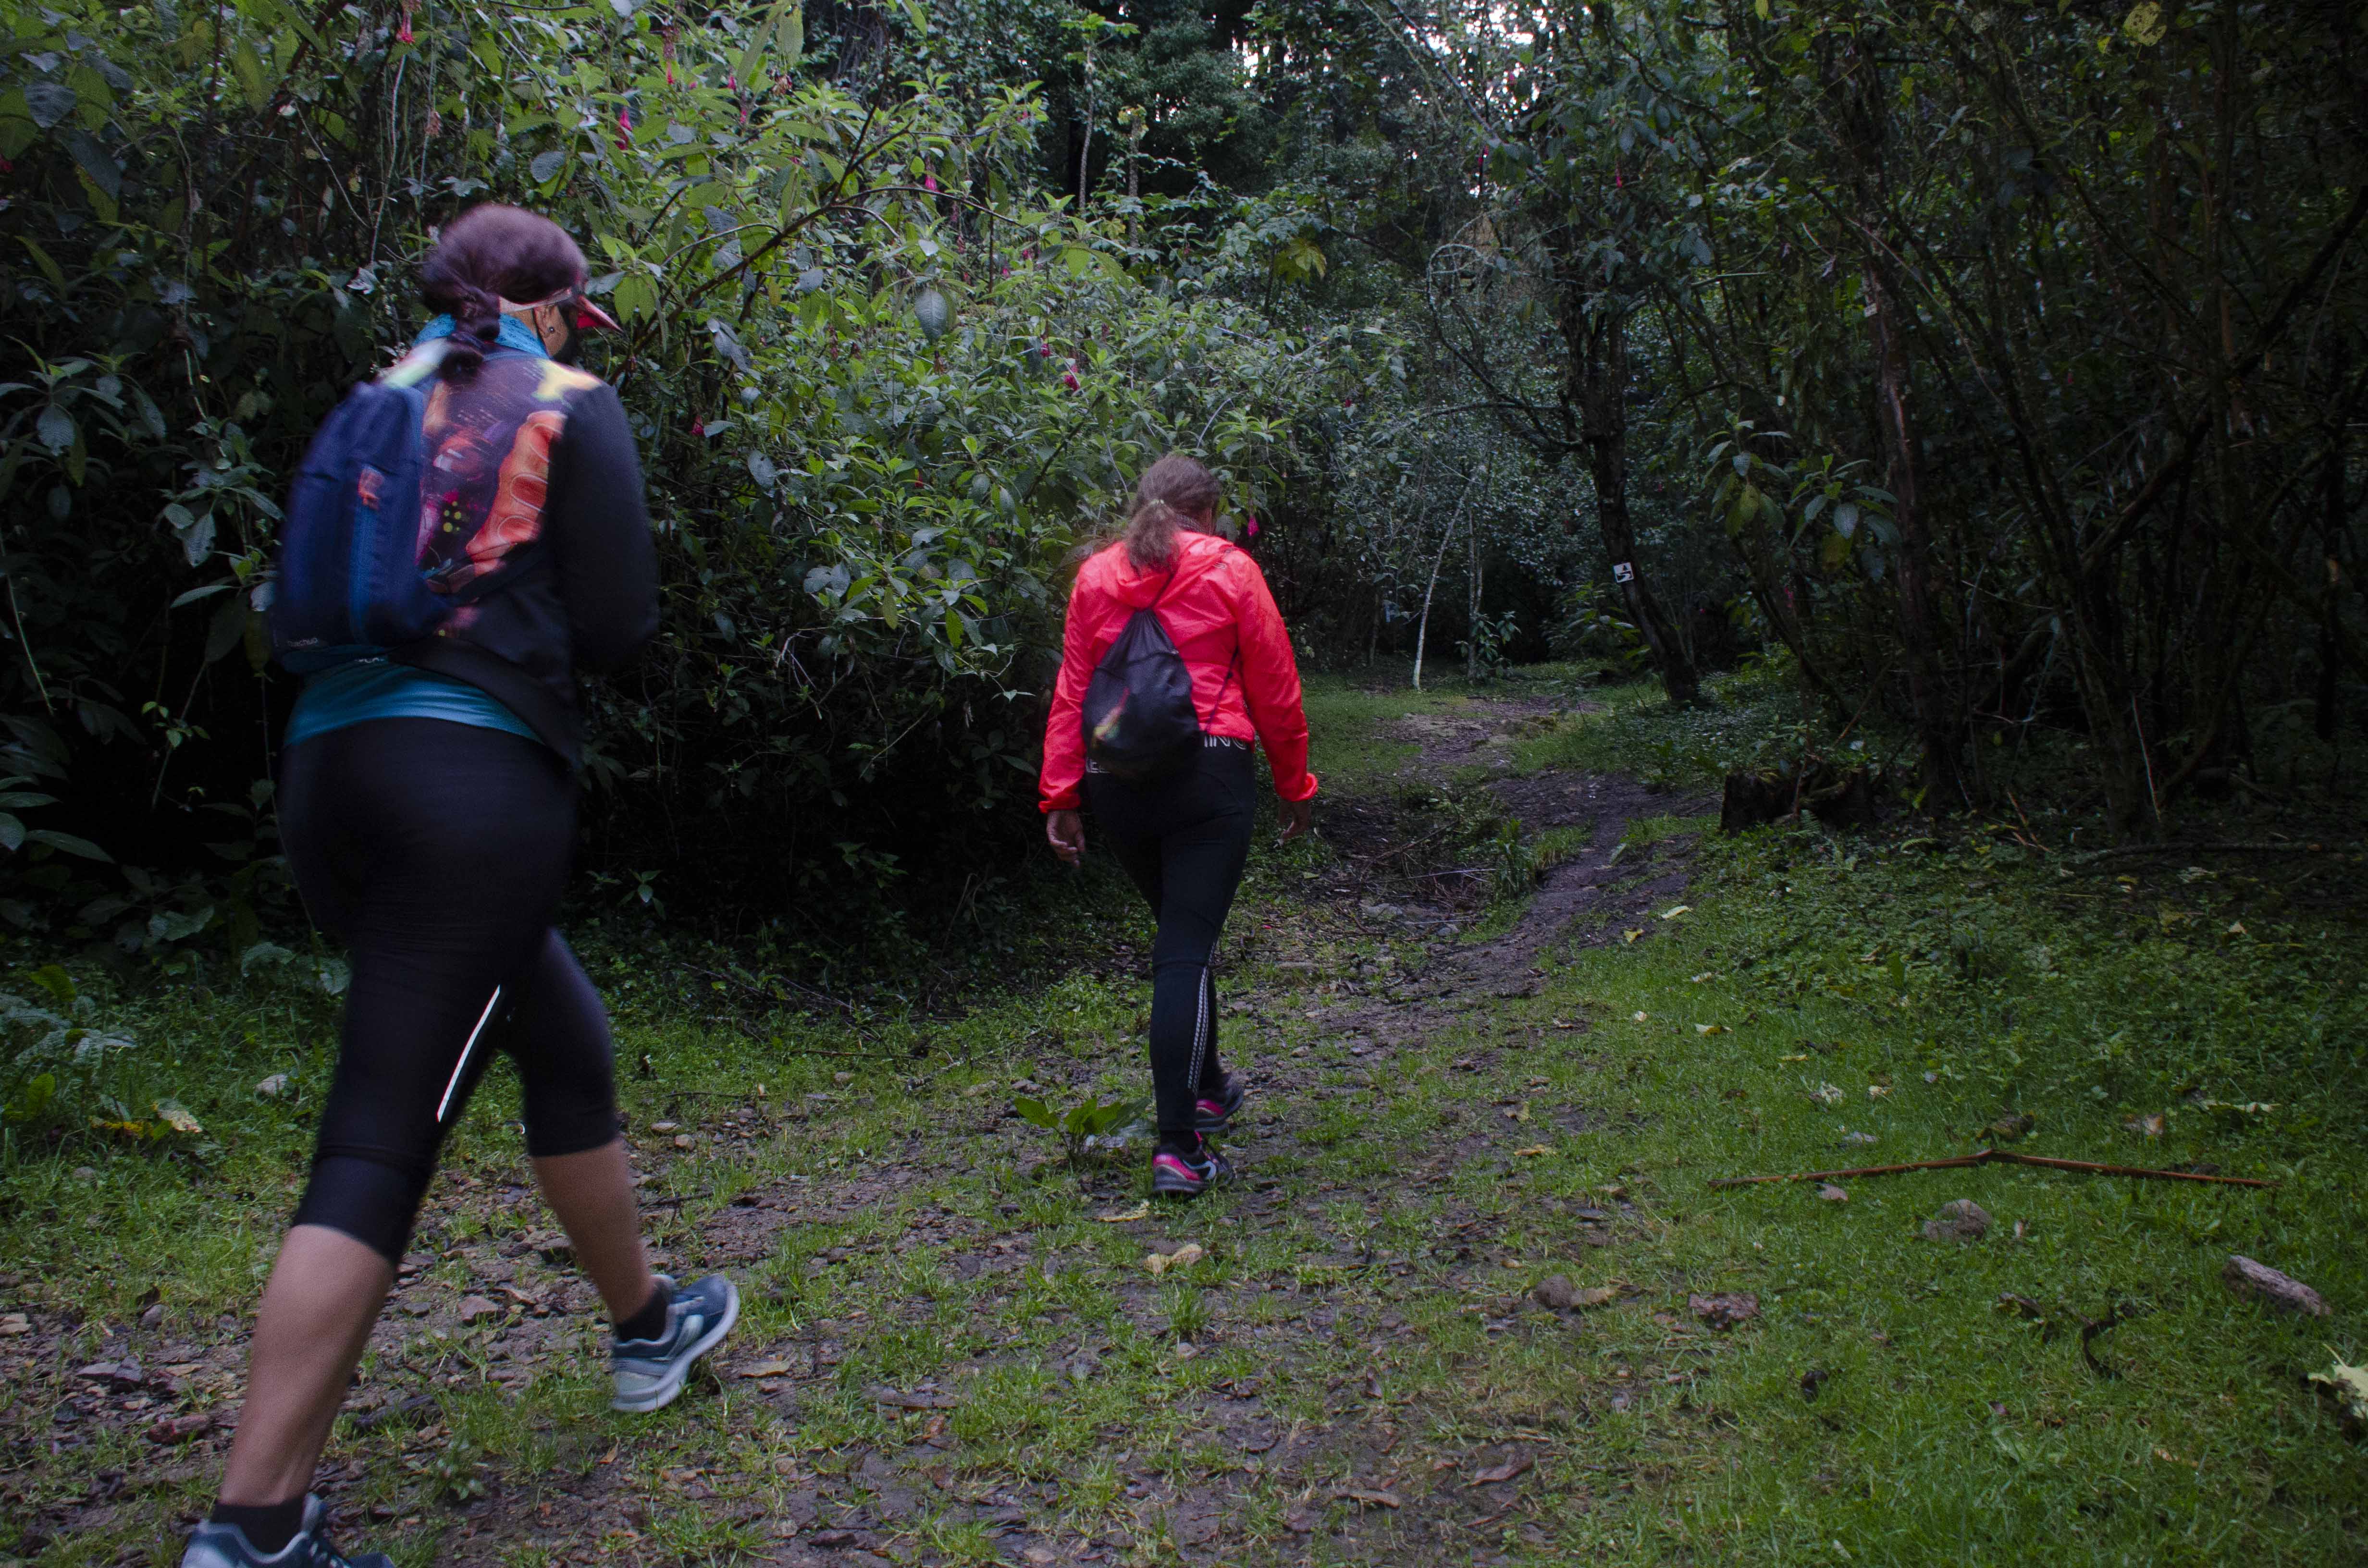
[419,204,587,383]
[1121,453,1224,570]
[438,282,505,382]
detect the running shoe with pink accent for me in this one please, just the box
[1194,1073,1247,1136]
[1151,1140,1232,1198]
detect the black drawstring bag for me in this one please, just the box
[1082,571,1235,784]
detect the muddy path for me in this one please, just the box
[12,694,1725,1568]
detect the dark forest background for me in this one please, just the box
[3,0,2367,967]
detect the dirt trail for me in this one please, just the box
[10,695,1713,1568]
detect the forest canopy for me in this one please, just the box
[1,0,2365,956]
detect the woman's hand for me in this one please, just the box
[1046,809,1086,865]
[1276,795,1313,845]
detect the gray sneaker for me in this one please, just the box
[180,1495,392,1568]
[611,1272,739,1413]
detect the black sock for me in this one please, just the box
[616,1283,670,1343]
[1158,1130,1206,1159]
[210,1497,306,1555]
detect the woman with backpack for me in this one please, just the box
[1040,454,1317,1198]
[183,206,734,1568]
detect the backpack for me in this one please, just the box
[269,342,454,673]
[1081,569,1236,784]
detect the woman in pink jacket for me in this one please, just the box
[1041,454,1318,1196]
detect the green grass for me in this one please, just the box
[3,659,2366,1564]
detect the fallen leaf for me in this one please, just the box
[1512,1144,1551,1158]
[871,1387,960,1409]
[1661,905,1692,919]
[2125,1113,2165,1138]
[1690,972,1715,983]
[1696,1024,1728,1036]
[2153,1448,2197,1467]
[1334,1487,1402,1508]
[1469,1457,1534,1486]
[649,1121,680,1133]
[673,1134,695,1149]
[153,1100,203,1135]
[1778,1053,1809,1063]
[1810,1083,1845,1107]
[1144,1242,1206,1276]
[0,1312,29,1335]
[1622,929,1643,944]
[1631,1010,1650,1022]
[739,1360,793,1379]
[2309,1353,2368,1424]
[1099,1201,1150,1224]
[457,1295,502,1323]
[1573,1285,1621,1308]
[1866,1084,1889,1098]
[1689,1292,1761,1330]
[2224,1255,2330,1316]
[1816,1183,1849,1203]
[255,1074,290,1098]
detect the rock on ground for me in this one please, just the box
[1922,1199,1991,1242]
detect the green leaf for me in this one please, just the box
[914,285,950,339]
[231,37,271,110]
[35,404,73,453]
[736,0,801,85]
[529,149,567,184]
[24,964,74,1008]
[0,813,21,853]
[1011,1095,1055,1128]
[26,829,110,862]
[2,1071,56,1125]
[18,238,67,291]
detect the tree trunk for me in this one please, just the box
[1571,306,1698,703]
[1863,259,1967,808]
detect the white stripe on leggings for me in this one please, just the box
[1185,944,1217,1110]
[435,986,504,1125]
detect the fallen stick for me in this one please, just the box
[1708,1147,2275,1189]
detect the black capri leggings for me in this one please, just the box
[1085,740,1256,1138]
[280,718,620,1262]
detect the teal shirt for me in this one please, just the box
[284,660,542,750]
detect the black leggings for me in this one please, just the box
[1085,742,1255,1138]
[280,719,620,1262]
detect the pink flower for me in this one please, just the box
[691,418,706,437]
[1061,369,1080,390]
[1037,343,1052,358]
[615,109,632,149]
[1246,516,1260,537]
